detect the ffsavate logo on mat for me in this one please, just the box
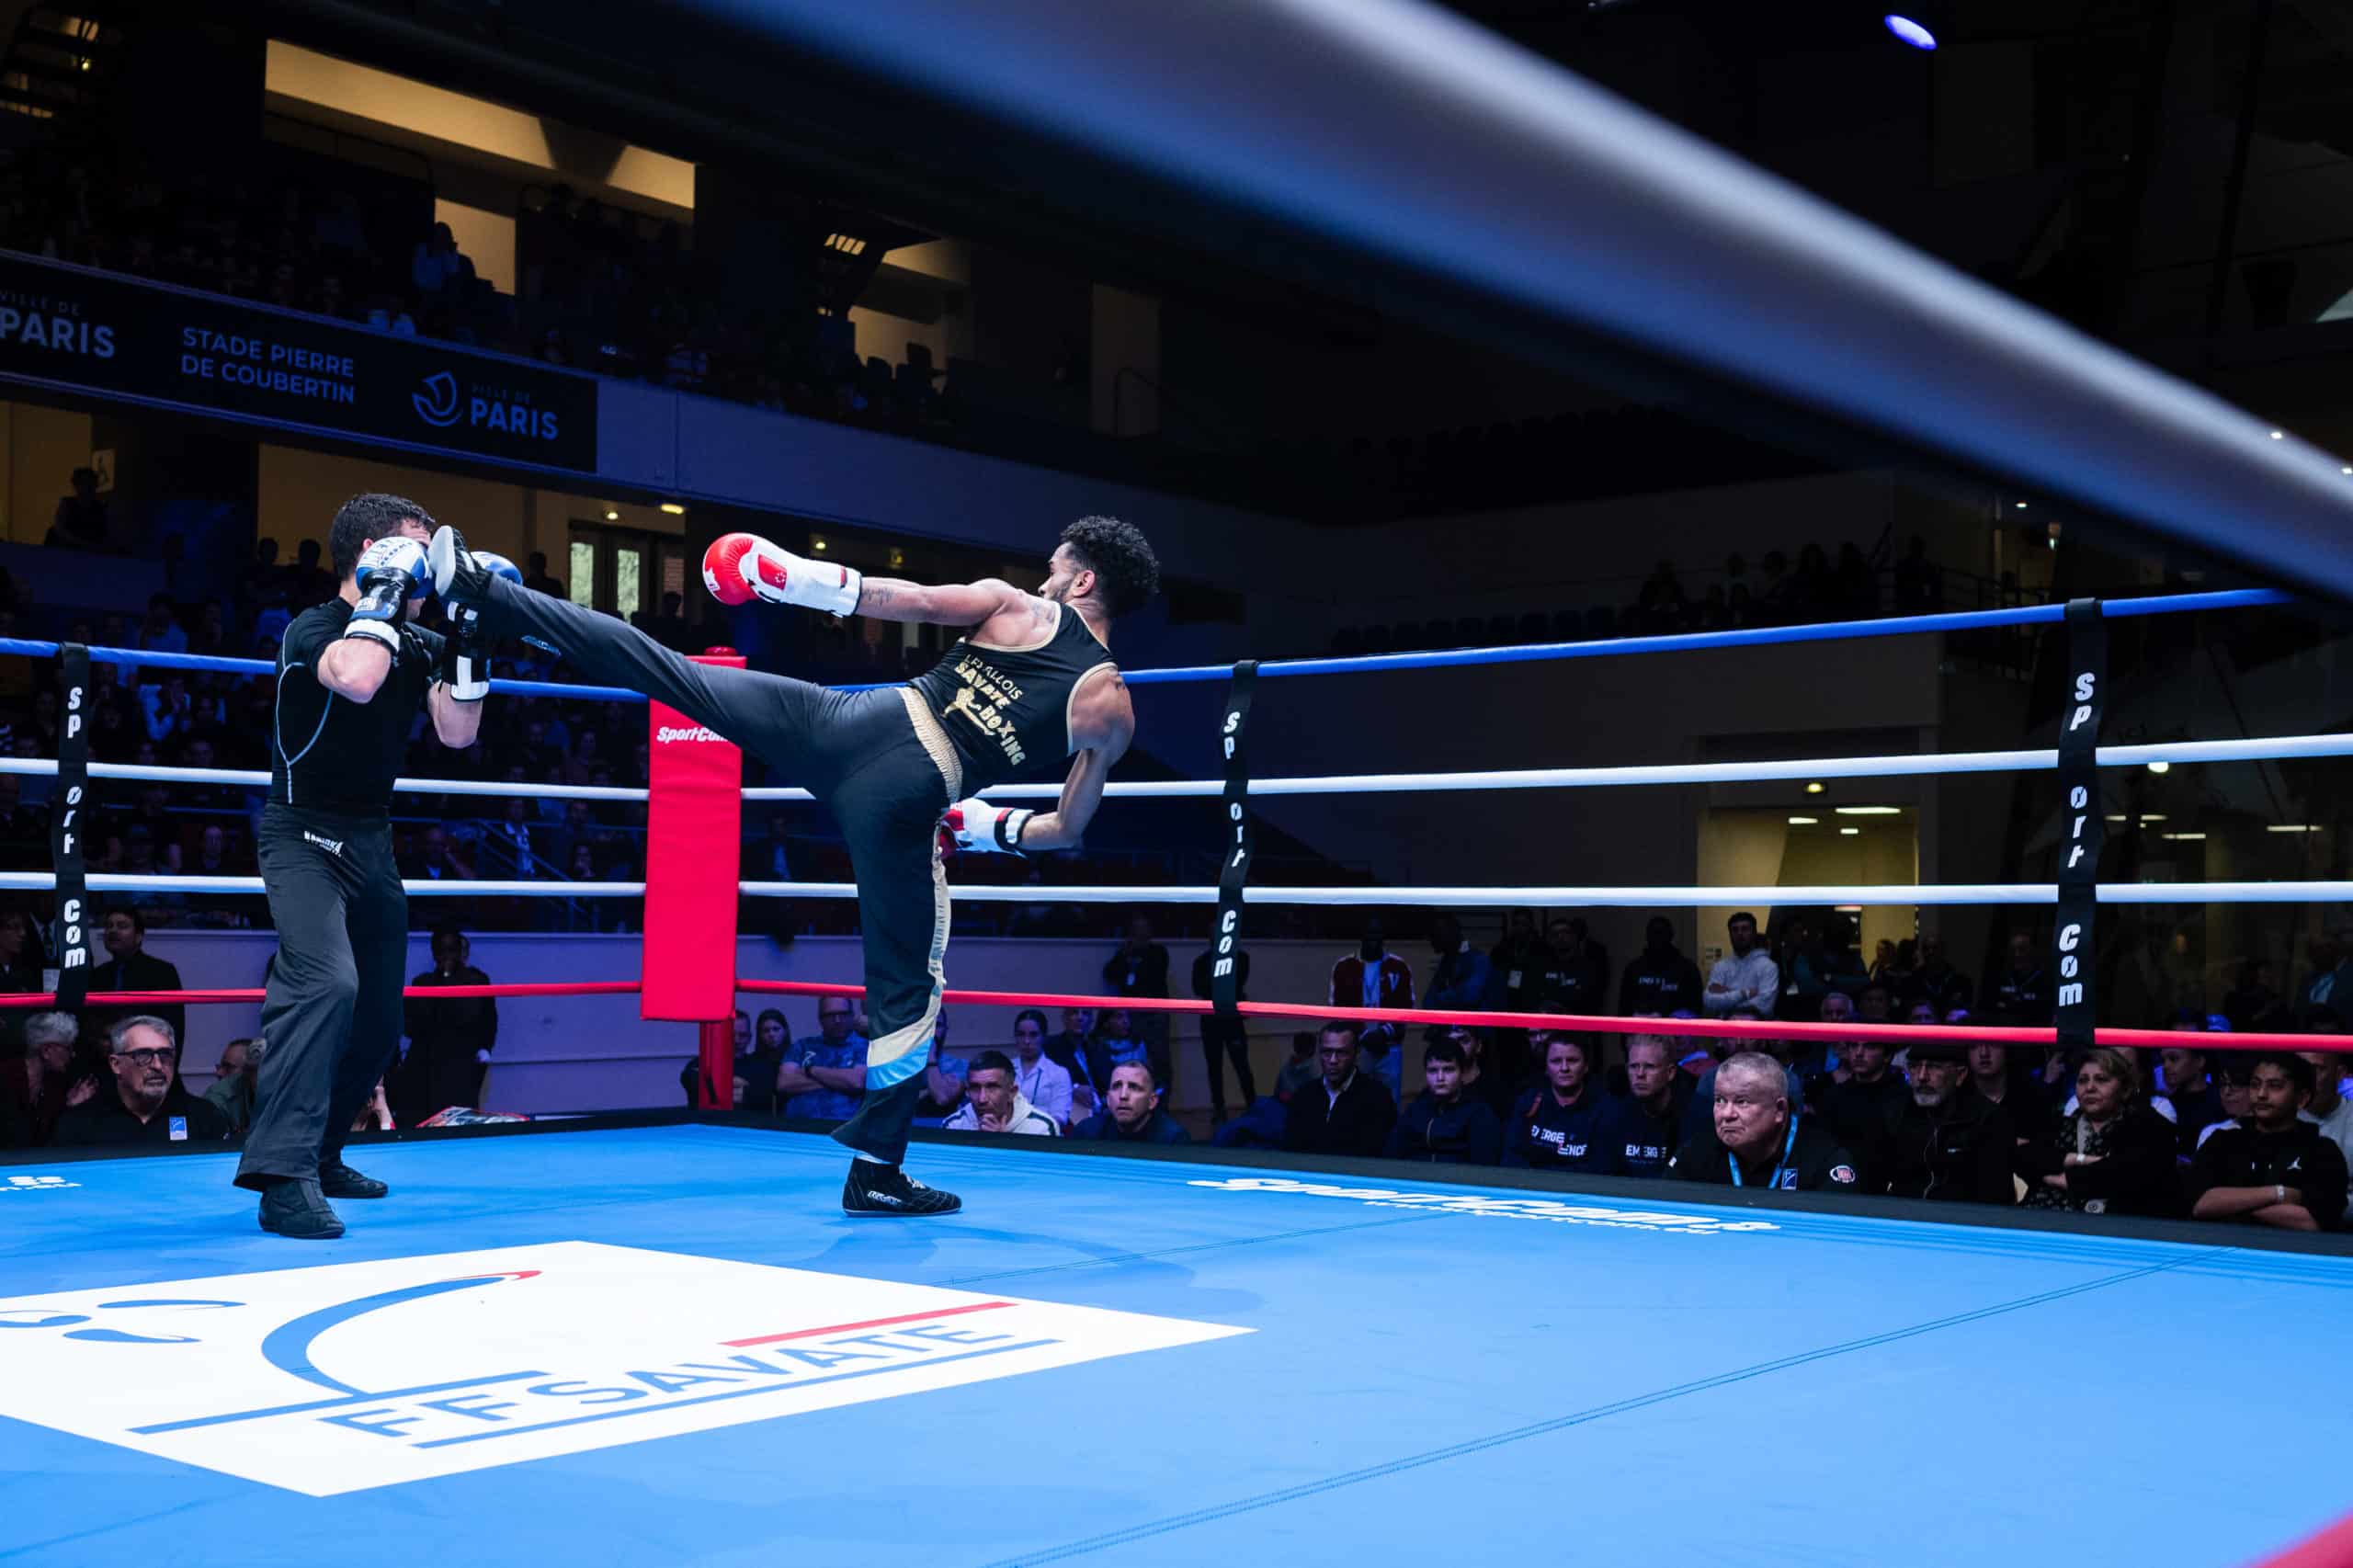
[1188,1176,1779,1233]
[0,1241,1246,1496]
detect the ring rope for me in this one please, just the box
[0,980,641,1008]
[0,872,644,896]
[731,979,2350,1054]
[0,756,650,802]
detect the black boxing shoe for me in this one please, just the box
[426,525,491,631]
[841,1160,961,1217]
[257,1177,345,1240]
[318,1158,389,1199]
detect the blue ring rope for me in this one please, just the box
[0,586,2291,698]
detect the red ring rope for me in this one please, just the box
[0,982,641,1006]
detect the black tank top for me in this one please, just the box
[909,602,1114,794]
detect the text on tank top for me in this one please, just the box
[910,601,1113,791]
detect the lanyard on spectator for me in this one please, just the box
[1210,661,1257,1027]
[1729,1113,1800,1189]
[2053,598,2105,1056]
[50,642,95,1011]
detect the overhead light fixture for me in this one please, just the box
[2268,824,2323,834]
[1835,904,1863,914]
[1883,15,1937,50]
[811,538,828,552]
[1839,827,1860,836]
[2162,832,2207,842]
[1834,805,1903,816]
[2145,760,2171,774]
[888,549,906,570]
[1788,815,1819,826]
[1805,781,1825,795]
[659,502,687,516]
[603,509,620,521]
[2138,814,2166,824]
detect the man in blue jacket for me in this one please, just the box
[1072,1061,1190,1144]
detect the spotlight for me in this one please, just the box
[1884,14,1937,49]
[660,502,687,516]
[1788,816,1819,826]
[603,509,620,521]
[1839,827,1860,836]
[2269,430,2285,440]
[2146,760,2170,775]
[1805,781,1825,795]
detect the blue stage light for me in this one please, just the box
[1884,14,1937,50]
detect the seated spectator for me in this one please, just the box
[398,926,497,1122]
[47,465,108,550]
[2302,1051,2353,1223]
[1282,1020,1396,1157]
[1502,1032,1613,1173]
[1989,932,2052,1026]
[353,1077,395,1133]
[1329,917,1414,1097]
[1273,1030,1320,1102]
[403,824,476,887]
[1812,1033,1908,1187]
[1006,1007,1072,1128]
[137,593,187,656]
[202,1036,261,1139]
[1620,916,1702,1016]
[479,797,544,880]
[1424,912,1495,1015]
[2018,1048,2181,1217]
[1683,1022,1809,1144]
[2187,1053,2348,1232]
[1901,934,1974,1017]
[1448,1025,1515,1122]
[1596,1034,1685,1177]
[1667,1051,1861,1192]
[1962,1040,2052,1154]
[411,221,477,297]
[1702,912,1779,1017]
[1044,1005,1103,1116]
[2159,1035,2226,1155]
[913,1022,968,1127]
[1384,1035,1502,1165]
[1072,1060,1189,1144]
[523,551,564,597]
[1879,1041,2016,1204]
[3,1010,87,1147]
[2223,960,2289,1035]
[782,994,868,1120]
[53,1016,227,1146]
[943,1050,1059,1136]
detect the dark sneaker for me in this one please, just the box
[258,1178,345,1240]
[842,1162,961,1217]
[319,1159,388,1199]
[426,525,491,631]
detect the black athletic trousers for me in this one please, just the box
[472,575,955,1165]
[1201,1017,1257,1115]
[236,806,409,1189]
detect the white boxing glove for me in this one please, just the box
[943,797,1033,856]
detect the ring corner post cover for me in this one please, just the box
[643,655,745,1041]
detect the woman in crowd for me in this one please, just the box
[1502,1032,1612,1172]
[2018,1047,2179,1216]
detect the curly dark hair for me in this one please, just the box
[1060,515,1160,617]
[327,493,438,580]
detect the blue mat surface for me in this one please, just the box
[1,1124,2347,1567]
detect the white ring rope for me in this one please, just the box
[740,731,2353,802]
[13,870,2340,905]
[0,756,650,802]
[0,872,645,896]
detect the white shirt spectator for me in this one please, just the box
[2316,1097,2353,1219]
[943,1091,1058,1137]
[1702,949,1780,1017]
[1012,1052,1073,1127]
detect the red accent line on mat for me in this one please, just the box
[722,1300,1017,1348]
[732,979,2353,1053]
[2249,1508,2353,1568]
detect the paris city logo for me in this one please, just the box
[0,1241,1246,1494]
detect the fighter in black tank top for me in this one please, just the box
[429,513,1160,1218]
[909,600,1115,794]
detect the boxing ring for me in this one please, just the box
[12,0,2353,1559]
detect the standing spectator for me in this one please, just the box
[1189,942,1256,1123]
[522,551,564,597]
[1989,932,2052,1025]
[1668,1051,1862,1192]
[1702,912,1779,1017]
[1384,1035,1502,1165]
[1533,917,1611,1019]
[1491,911,1545,1012]
[1273,1030,1320,1102]
[53,1016,228,1146]
[45,466,108,551]
[2187,1054,2348,1232]
[2224,960,2289,1035]
[480,797,542,881]
[1892,535,1942,613]
[1007,1007,1073,1128]
[782,994,868,1121]
[1424,912,1495,1016]
[203,1037,262,1139]
[1596,1034,1686,1177]
[1502,1032,1614,1173]
[85,906,183,1048]
[1902,934,1975,1017]
[4,1011,87,1147]
[1044,1006,1102,1117]
[1072,1060,1189,1144]
[2303,931,2353,1030]
[1282,1020,1396,1157]
[1879,1042,2016,1204]
[1329,917,1415,1098]
[410,221,477,298]
[400,927,498,1121]
[2018,1048,2181,1217]
[1620,916,1702,1016]
[1102,915,1170,1075]
[943,1050,1059,1136]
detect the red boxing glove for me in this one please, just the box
[702,533,761,607]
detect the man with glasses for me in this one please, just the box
[783,994,870,1121]
[54,1017,228,1146]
